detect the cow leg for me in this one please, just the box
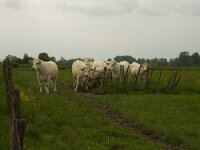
[45,77,51,93]
[85,81,89,91]
[45,82,49,93]
[53,76,57,92]
[99,78,104,88]
[73,75,76,88]
[74,76,80,92]
[39,81,43,93]
[36,73,43,93]
[37,78,43,93]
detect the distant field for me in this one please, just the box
[0,65,200,149]
[93,68,200,94]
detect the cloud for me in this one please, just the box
[177,1,200,16]
[3,0,200,16]
[4,0,22,9]
[56,0,200,16]
[56,0,138,16]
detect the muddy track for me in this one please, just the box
[57,80,182,150]
[84,94,182,150]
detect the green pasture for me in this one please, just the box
[0,65,200,150]
[97,94,200,150]
[0,66,162,150]
[93,68,200,94]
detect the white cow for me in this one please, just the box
[82,57,94,67]
[119,60,130,75]
[129,62,151,81]
[29,58,58,93]
[107,60,130,80]
[72,60,91,92]
[89,61,112,88]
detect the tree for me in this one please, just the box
[57,57,68,65]
[191,52,200,66]
[50,57,56,62]
[5,55,20,67]
[137,58,146,64]
[38,53,50,61]
[178,51,192,66]
[22,53,30,64]
[114,55,136,63]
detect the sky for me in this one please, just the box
[0,0,200,61]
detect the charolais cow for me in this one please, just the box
[106,60,130,80]
[82,57,94,67]
[29,58,58,93]
[89,61,112,88]
[72,60,91,92]
[129,62,151,81]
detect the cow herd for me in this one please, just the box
[29,58,151,93]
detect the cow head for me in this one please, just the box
[29,58,42,71]
[142,63,151,72]
[83,58,94,67]
[109,60,117,67]
[106,60,117,72]
[80,66,93,79]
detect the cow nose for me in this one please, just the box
[32,67,35,70]
[85,74,89,77]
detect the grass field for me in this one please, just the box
[0,64,200,150]
[97,94,200,150]
[0,66,162,150]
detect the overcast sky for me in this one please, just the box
[0,0,200,61]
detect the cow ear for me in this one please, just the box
[81,67,85,71]
[37,60,41,64]
[29,60,33,64]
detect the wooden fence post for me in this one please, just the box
[123,66,130,83]
[134,65,142,88]
[3,59,26,150]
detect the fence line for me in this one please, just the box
[3,58,26,150]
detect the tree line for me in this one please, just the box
[3,51,200,68]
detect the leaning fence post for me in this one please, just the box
[144,69,153,89]
[157,70,163,89]
[166,70,176,90]
[171,70,178,88]
[3,59,27,150]
[170,73,182,90]
[124,66,130,83]
[134,65,142,89]
[120,65,124,83]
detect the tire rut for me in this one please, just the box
[57,80,182,150]
[84,94,183,150]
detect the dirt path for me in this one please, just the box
[57,80,181,150]
[84,94,182,150]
